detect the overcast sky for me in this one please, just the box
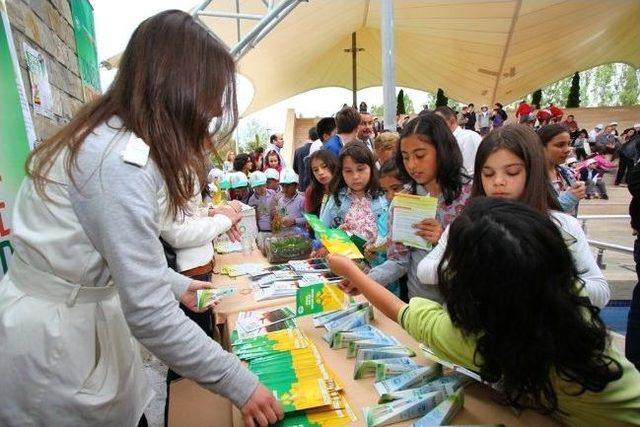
[92,0,430,134]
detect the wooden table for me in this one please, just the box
[227,303,560,427]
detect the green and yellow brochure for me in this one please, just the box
[296,282,352,317]
[303,213,363,259]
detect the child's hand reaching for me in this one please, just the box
[338,278,361,296]
[326,254,358,277]
[413,218,443,245]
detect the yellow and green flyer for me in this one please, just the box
[296,282,352,316]
[303,213,363,259]
[390,193,438,250]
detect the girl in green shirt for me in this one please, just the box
[328,198,640,426]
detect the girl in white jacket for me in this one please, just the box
[417,124,610,308]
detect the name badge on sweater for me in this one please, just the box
[122,135,150,167]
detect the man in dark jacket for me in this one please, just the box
[293,127,318,191]
[627,156,640,370]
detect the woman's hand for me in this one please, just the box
[226,225,242,242]
[413,218,443,245]
[180,280,215,313]
[241,383,284,427]
[209,205,241,225]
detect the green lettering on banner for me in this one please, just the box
[0,0,37,279]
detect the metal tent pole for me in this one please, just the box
[380,0,396,130]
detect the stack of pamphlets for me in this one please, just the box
[214,240,243,254]
[234,307,297,339]
[195,286,237,310]
[253,282,299,301]
[231,312,358,426]
[390,193,438,250]
[288,258,331,273]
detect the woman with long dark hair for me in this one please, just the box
[0,11,282,427]
[328,198,639,426]
[304,149,338,216]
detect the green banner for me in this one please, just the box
[0,0,37,277]
[70,0,100,101]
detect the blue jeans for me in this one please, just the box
[626,238,640,370]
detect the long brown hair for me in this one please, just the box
[472,124,561,213]
[26,10,238,217]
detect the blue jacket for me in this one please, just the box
[319,188,388,240]
[323,135,343,157]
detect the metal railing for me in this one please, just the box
[577,214,633,269]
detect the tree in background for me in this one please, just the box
[435,88,448,107]
[397,89,406,115]
[370,104,384,116]
[531,89,542,107]
[620,66,640,106]
[566,72,580,108]
[239,118,269,153]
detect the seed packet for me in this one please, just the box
[288,258,331,273]
[374,365,443,396]
[374,362,422,381]
[412,389,464,426]
[353,357,418,379]
[322,306,374,343]
[363,391,444,427]
[419,344,483,383]
[378,373,470,403]
[296,283,352,317]
[331,325,381,349]
[356,346,416,363]
[276,394,358,427]
[195,286,236,309]
[312,302,369,327]
[346,335,400,358]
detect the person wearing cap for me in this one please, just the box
[228,171,252,204]
[536,105,553,126]
[477,104,491,135]
[248,171,276,232]
[589,124,603,144]
[264,167,280,192]
[548,103,564,123]
[515,100,532,123]
[272,169,306,230]
[524,112,537,128]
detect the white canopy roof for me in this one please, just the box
[108,1,640,115]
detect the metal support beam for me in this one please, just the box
[231,0,300,59]
[189,0,213,16]
[351,32,358,107]
[197,10,264,20]
[380,0,396,130]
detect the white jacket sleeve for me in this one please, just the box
[416,226,450,285]
[161,214,231,250]
[554,213,610,308]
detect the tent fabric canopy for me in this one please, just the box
[107,1,640,115]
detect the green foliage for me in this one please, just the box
[593,63,615,106]
[620,66,639,106]
[544,75,572,106]
[435,88,448,107]
[239,118,269,153]
[397,89,406,115]
[566,72,580,108]
[531,89,542,107]
[370,104,384,116]
[403,92,415,114]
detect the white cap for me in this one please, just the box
[565,157,578,165]
[229,171,249,189]
[279,168,299,185]
[608,121,618,127]
[595,124,603,129]
[207,168,224,183]
[264,168,280,181]
[634,123,640,129]
[249,171,267,188]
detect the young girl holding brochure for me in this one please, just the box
[416,124,610,309]
[328,198,640,427]
[358,114,472,302]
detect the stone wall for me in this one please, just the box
[6,0,86,142]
